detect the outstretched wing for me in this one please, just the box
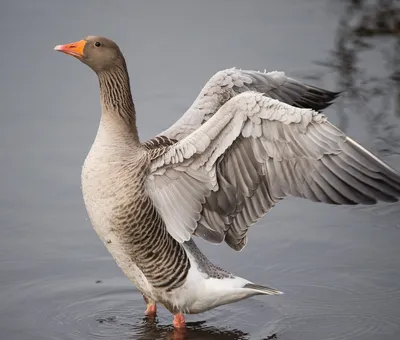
[146,92,400,250]
[158,68,339,141]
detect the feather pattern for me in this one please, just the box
[159,68,339,141]
[146,92,400,250]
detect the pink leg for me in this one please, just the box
[142,294,157,317]
[145,304,157,317]
[173,313,186,328]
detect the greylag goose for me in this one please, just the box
[55,36,400,328]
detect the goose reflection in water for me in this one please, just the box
[127,317,253,340]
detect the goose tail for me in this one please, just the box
[243,283,284,296]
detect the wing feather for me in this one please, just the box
[145,92,400,250]
[159,68,339,141]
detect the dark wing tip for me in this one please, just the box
[294,85,342,112]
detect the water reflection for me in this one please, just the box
[8,278,260,340]
[127,318,251,340]
[303,0,400,155]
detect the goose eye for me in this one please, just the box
[94,41,101,47]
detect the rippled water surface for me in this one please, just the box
[1,1,400,339]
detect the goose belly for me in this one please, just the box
[81,149,192,305]
[84,193,153,296]
[81,160,154,297]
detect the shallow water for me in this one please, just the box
[1,1,400,339]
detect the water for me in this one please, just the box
[1,1,400,339]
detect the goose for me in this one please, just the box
[54,36,400,328]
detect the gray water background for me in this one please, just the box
[1,1,400,339]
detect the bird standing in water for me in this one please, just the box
[55,36,400,328]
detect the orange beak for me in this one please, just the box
[54,39,86,59]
